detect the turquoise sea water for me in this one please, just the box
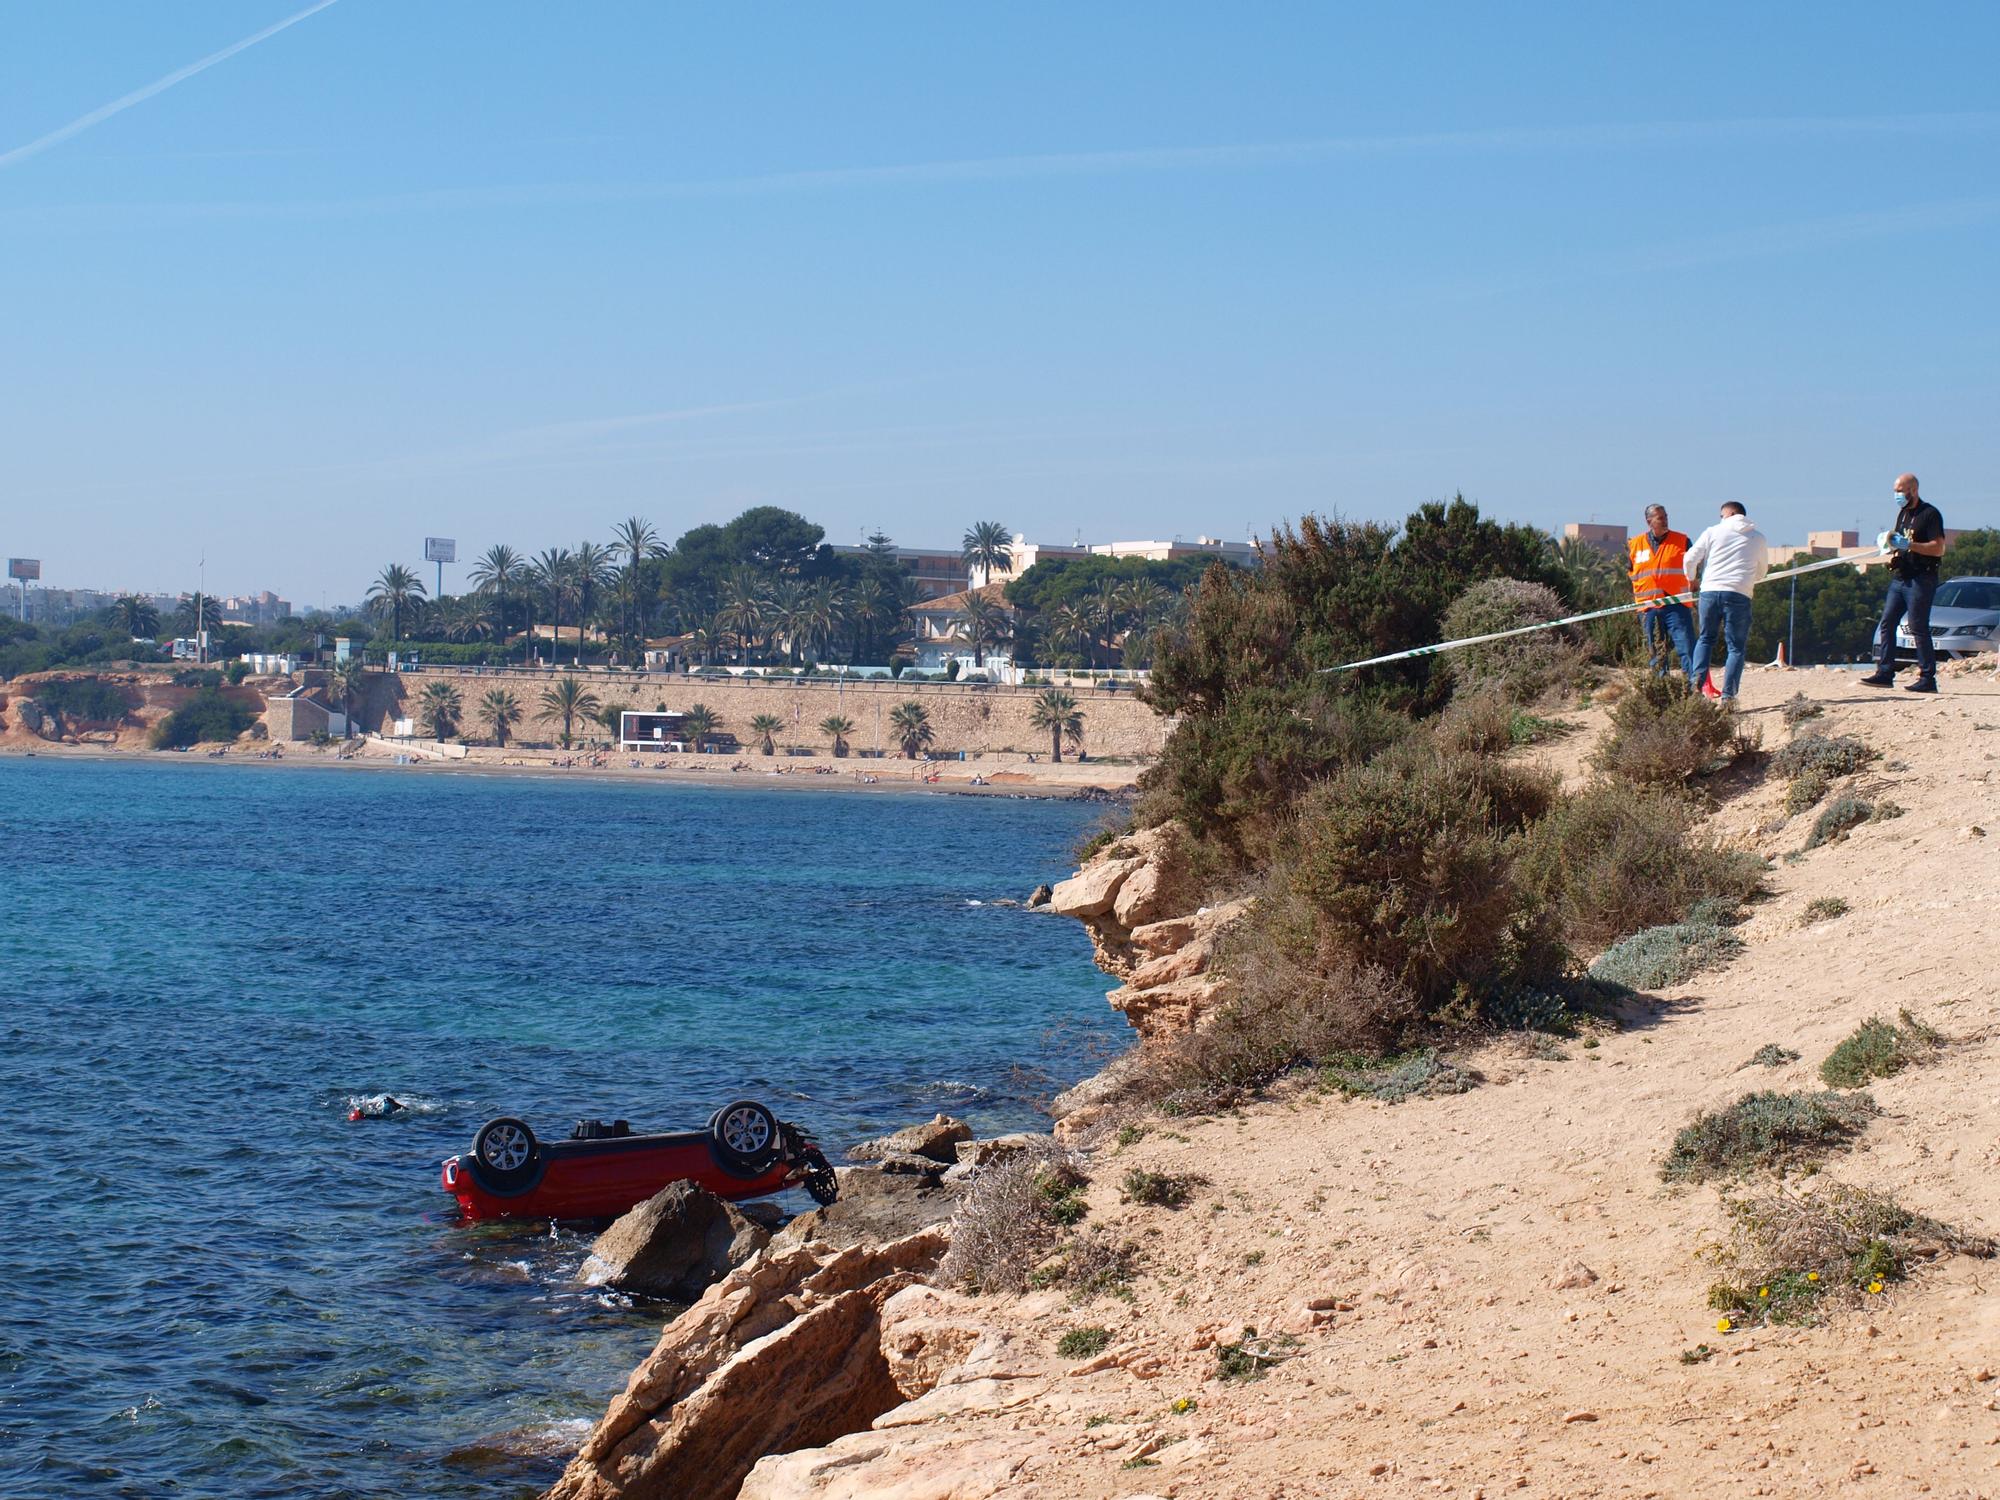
[0,757,1117,1499]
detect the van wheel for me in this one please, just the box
[472,1116,539,1189]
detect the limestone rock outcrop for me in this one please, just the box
[544,1227,949,1500]
[848,1113,972,1164]
[1045,822,1251,1047]
[770,1166,958,1253]
[580,1181,771,1302]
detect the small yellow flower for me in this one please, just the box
[1716,1317,1733,1332]
[1806,1271,1819,1282]
[1758,1287,1770,1299]
[1867,1280,1884,1295]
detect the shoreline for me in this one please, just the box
[0,740,1140,802]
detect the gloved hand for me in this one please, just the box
[1887,531,1912,553]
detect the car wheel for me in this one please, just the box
[472,1116,539,1190]
[710,1099,781,1174]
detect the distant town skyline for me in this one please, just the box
[3,5,1995,600]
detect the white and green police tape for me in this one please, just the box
[1317,545,1888,675]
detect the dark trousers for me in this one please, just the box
[1874,573,1938,681]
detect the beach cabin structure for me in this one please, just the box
[620,709,689,751]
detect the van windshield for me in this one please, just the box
[1935,581,2000,611]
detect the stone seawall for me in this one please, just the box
[359,670,1171,759]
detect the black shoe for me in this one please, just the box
[1905,678,1938,694]
[1857,674,1896,687]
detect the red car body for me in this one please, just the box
[442,1112,836,1223]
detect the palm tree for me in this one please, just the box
[325,657,369,739]
[889,700,934,759]
[1044,602,1091,666]
[1028,688,1085,763]
[611,516,662,659]
[416,680,463,740]
[478,688,523,747]
[957,593,1012,669]
[819,714,854,757]
[538,675,602,750]
[367,564,427,642]
[597,700,629,740]
[112,595,161,639]
[714,570,768,664]
[468,544,526,663]
[571,541,617,652]
[961,521,1013,589]
[767,576,808,666]
[1556,535,1624,608]
[848,575,889,660]
[749,712,784,755]
[681,702,719,753]
[798,578,846,664]
[527,548,575,661]
[175,594,223,636]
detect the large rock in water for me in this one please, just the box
[581,1181,770,1301]
[771,1166,957,1253]
[847,1113,972,1164]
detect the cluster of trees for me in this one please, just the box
[355,506,1211,673]
[394,673,1089,762]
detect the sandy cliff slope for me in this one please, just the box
[739,663,2000,1500]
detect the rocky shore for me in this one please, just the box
[536,667,2000,1500]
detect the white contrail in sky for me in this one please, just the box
[0,0,340,172]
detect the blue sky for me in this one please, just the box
[2,2,1995,605]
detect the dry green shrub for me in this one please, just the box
[1708,1180,1994,1326]
[1594,672,1756,787]
[1128,936,1420,1115]
[939,1141,1089,1293]
[1771,733,1875,782]
[1439,578,1585,704]
[1322,1047,1477,1102]
[1661,1090,1877,1184]
[1056,1229,1139,1300]
[1056,1325,1111,1358]
[1800,896,1849,925]
[1436,686,1572,756]
[1779,693,1825,730]
[1801,795,1894,851]
[1745,1043,1800,1069]
[1819,1010,1944,1089]
[1514,783,1765,950]
[1121,1169,1195,1208]
[1284,736,1563,1010]
[1589,918,1744,991]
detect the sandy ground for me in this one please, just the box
[814,660,2000,1499]
[0,735,1139,799]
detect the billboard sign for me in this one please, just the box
[423,537,457,564]
[7,558,40,580]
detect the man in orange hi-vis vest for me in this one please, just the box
[1627,504,1695,680]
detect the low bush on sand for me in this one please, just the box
[1801,795,1903,851]
[1800,896,1850,925]
[940,1141,1090,1293]
[1661,1090,1877,1183]
[1128,947,1424,1115]
[1044,1229,1139,1301]
[1589,917,1744,991]
[1121,1169,1195,1208]
[1515,783,1765,950]
[1594,672,1756,788]
[1214,1327,1301,1382]
[1819,1011,1945,1089]
[1745,1043,1800,1069]
[1772,733,1875,782]
[1322,1047,1477,1103]
[1779,693,1825,730]
[1706,1180,1994,1327]
[1056,1326,1111,1359]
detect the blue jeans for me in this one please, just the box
[1640,600,1695,679]
[1873,572,1938,681]
[1689,591,1752,698]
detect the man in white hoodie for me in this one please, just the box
[1684,502,1769,701]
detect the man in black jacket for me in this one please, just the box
[1860,473,1947,693]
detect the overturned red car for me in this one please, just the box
[441,1099,838,1222]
